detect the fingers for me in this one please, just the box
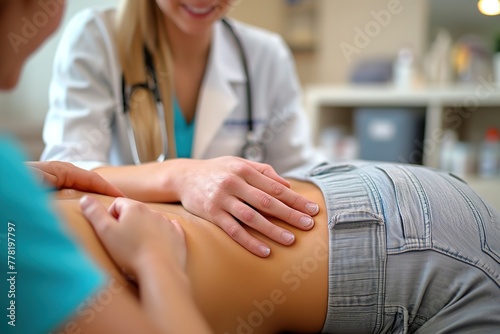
[208,194,297,254]
[107,197,150,221]
[61,165,125,197]
[81,196,187,273]
[245,160,291,188]
[255,175,318,217]
[74,173,125,197]
[235,164,319,228]
[200,159,319,250]
[233,160,319,219]
[225,198,297,246]
[213,211,272,258]
[80,195,116,239]
[237,185,315,231]
[27,161,125,197]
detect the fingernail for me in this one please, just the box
[306,202,319,214]
[300,216,314,228]
[258,245,271,257]
[282,231,295,244]
[79,195,94,210]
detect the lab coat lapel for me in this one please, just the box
[192,20,245,158]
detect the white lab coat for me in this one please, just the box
[41,7,321,174]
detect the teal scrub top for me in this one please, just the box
[174,99,194,158]
[0,136,106,334]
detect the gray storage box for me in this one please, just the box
[355,108,425,164]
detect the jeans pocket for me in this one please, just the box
[375,165,430,250]
[383,306,409,334]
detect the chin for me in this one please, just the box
[183,24,215,36]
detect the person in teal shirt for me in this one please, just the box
[0,137,106,333]
[0,1,211,333]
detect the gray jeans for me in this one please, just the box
[285,162,500,334]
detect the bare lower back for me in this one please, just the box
[54,179,329,334]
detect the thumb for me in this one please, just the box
[80,195,116,237]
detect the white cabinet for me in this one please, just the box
[304,84,500,209]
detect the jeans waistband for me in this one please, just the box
[304,163,387,333]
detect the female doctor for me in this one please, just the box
[41,0,322,257]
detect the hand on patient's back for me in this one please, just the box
[173,156,319,258]
[80,196,187,276]
[26,161,124,197]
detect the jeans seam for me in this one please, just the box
[439,175,500,285]
[357,168,386,334]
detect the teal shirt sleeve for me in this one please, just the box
[0,137,106,334]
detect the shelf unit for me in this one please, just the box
[304,84,500,209]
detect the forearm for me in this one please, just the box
[93,160,190,202]
[137,254,212,334]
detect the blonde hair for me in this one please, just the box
[115,0,176,161]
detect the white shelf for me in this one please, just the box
[305,84,500,109]
[304,84,500,210]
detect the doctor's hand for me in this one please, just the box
[26,161,124,197]
[172,157,319,257]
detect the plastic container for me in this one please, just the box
[354,108,425,164]
[478,127,500,178]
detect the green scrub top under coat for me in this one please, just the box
[173,99,194,158]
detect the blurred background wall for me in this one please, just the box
[0,0,119,158]
[230,0,500,85]
[3,0,499,147]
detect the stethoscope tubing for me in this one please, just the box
[121,17,266,163]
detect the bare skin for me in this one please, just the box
[55,179,329,334]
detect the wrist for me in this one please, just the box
[161,159,194,202]
[134,247,190,290]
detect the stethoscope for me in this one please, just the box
[121,18,266,165]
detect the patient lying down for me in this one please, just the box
[55,163,500,334]
[56,179,328,334]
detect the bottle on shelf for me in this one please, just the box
[478,127,500,178]
[439,129,458,172]
[393,47,415,89]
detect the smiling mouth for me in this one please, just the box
[182,4,216,16]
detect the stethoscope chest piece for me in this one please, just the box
[241,132,266,163]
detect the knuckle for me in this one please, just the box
[219,174,238,189]
[226,224,243,239]
[270,181,286,196]
[228,161,251,177]
[260,194,272,209]
[240,207,256,223]
[205,202,218,219]
[261,163,274,173]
